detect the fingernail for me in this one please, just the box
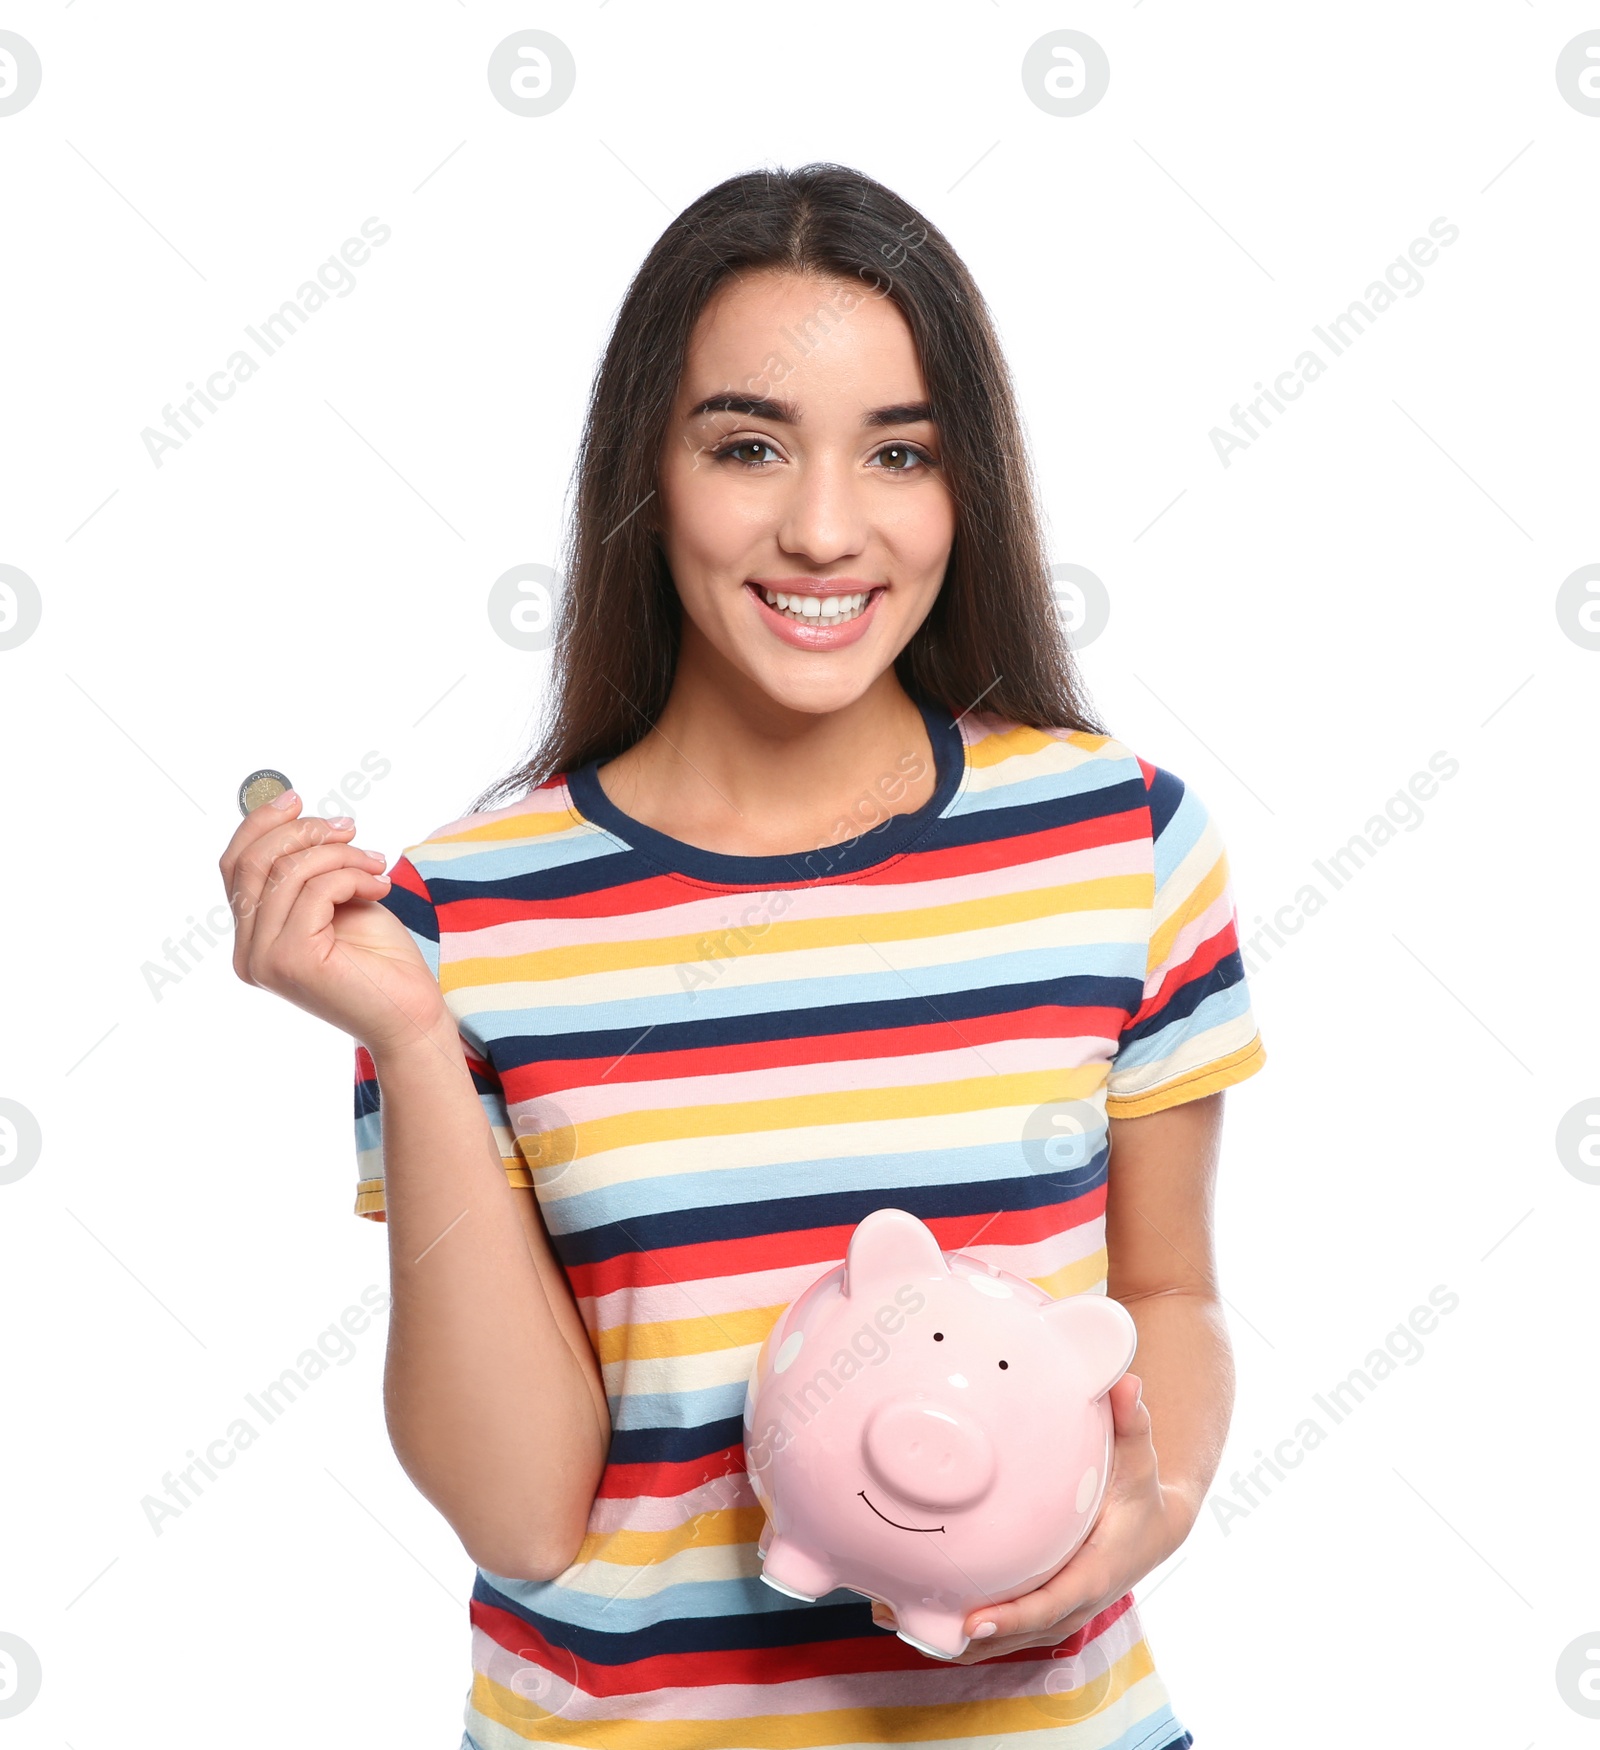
[328,815,353,829]
[971,1621,997,1638]
[270,789,298,809]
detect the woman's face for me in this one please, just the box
[656,269,955,717]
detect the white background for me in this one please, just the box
[2,3,1596,1745]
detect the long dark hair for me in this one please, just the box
[470,161,1106,813]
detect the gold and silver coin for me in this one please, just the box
[238,769,294,815]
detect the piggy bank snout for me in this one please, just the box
[862,1397,997,1510]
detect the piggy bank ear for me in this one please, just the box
[843,1208,950,1300]
[1041,1292,1138,1398]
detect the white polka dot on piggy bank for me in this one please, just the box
[741,1207,1137,1661]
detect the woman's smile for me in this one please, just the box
[744,578,886,649]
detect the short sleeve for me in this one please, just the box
[351,852,533,1221]
[1103,762,1267,1120]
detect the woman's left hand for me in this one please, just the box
[869,1373,1192,1663]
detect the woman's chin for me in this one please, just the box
[733,648,891,718]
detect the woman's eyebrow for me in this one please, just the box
[686,393,935,427]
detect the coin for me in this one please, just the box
[238,768,294,815]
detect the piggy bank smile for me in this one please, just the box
[857,1491,944,1533]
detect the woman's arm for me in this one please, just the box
[372,1014,611,1581]
[1103,1089,1236,1535]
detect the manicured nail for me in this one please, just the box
[270,788,298,809]
[971,1621,997,1638]
[328,815,353,829]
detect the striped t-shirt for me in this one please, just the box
[352,695,1266,1750]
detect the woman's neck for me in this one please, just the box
[594,654,938,859]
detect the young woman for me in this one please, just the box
[220,163,1265,1749]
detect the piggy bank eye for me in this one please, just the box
[933,1332,944,1341]
[998,1359,1009,1370]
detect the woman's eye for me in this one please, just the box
[720,439,780,467]
[872,443,931,473]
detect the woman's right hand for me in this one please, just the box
[219,788,450,1058]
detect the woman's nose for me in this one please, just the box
[774,459,870,566]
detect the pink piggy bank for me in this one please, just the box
[743,1207,1137,1659]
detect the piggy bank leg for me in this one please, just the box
[891,1604,969,1661]
[757,1517,773,1556]
[759,1535,838,1603]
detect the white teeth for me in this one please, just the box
[759,587,872,625]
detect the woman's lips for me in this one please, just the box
[744,581,884,650]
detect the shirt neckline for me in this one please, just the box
[564,694,967,886]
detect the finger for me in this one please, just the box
[229,814,359,972]
[962,1554,1109,1644]
[1104,1374,1159,1491]
[962,1595,1065,1643]
[1048,1602,1100,1643]
[1110,1371,1148,1437]
[245,842,388,966]
[230,814,359,922]
[258,865,393,994]
[236,837,369,982]
[218,784,306,888]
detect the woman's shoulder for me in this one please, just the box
[956,707,1212,844]
[389,772,589,890]
[957,707,1171,798]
